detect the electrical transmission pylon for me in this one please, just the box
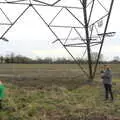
[0,0,115,81]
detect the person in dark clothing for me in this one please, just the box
[101,65,113,101]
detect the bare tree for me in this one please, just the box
[112,56,120,63]
[91,52,104,63]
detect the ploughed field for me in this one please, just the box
[0,64,120,120]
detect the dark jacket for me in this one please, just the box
[101,69,112,85]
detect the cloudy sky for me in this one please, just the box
[0,0,120,60]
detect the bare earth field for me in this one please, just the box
[0,64,120,120]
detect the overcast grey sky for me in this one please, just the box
[0,0,120,60]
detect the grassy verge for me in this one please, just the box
[0,80,120,120]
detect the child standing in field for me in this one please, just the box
[0,80,5,109]
[100,65,114,101]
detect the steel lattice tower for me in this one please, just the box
[0,0,115,80]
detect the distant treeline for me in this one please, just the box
[0,53,119,64]
[0,54,86,64]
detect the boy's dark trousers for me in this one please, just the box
[0,99,2,109]
[104,84,113,100]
